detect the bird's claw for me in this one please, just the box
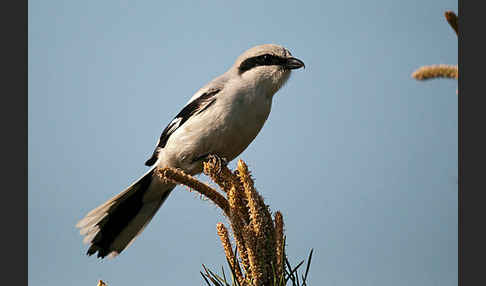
[206,154,228,174]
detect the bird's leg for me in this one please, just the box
[205,154,228,174]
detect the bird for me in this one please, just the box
[76,44,305,259]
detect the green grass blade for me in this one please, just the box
[302,249,314,286]
[201,271,213,286]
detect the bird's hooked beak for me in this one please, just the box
[285,57,305,70]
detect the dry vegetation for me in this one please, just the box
[411,11,458,81]
[97,156,312,286]
[159,155,312,286]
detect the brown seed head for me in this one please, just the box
[216,223,244,285]
[412,64,458,81]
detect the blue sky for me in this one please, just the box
[29,1,457,285]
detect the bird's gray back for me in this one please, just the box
[158,72,272,174]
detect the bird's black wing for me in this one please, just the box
[144,88,220,166]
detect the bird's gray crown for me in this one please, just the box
[235,44,291,64]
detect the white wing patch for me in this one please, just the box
[145,88,220,166]
[166,117,182,135]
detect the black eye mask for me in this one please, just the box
[238,54,288,73]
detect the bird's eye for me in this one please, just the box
[261,55,268,63]
[261,54,272,65]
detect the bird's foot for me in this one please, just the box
[205,154,228,174]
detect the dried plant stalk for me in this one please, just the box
[412,11,458,84]
[227,185,252,281]
[158,167,230,216]
[236,161,275,239]
[412,64,458,81]
[242,225,262,286]
[203,156,253,280]
[217,223,245,285]
[274,211,285,279]
[159,157,296,286]
[230,173,251,226]
[204,156,251,224]
[445,11,458,36]
[237,160,276,286]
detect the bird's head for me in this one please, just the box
[233,44,305,96]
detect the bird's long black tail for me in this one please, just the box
[76,166,174,258]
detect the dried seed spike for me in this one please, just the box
[274,211,285,280]
[236,160,266,237]
[204,156,251,224]
[157,167,231,216]
[242,225,263,286]
[411,64,458,81]
[237,159,265,237]
[236,159,276,285]
[237,159,247,172]
[229,175,251,226]
[235,161,273,229]
[227,185,252,280]
[217,223,245,285]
